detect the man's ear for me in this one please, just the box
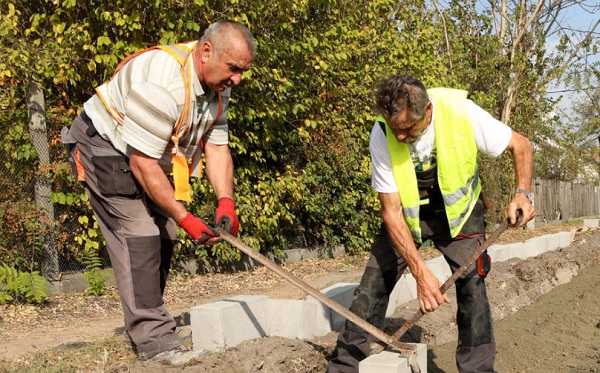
[201,41,212,60]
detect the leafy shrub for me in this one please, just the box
[3,0,586,274]
[83,268,106,296]
[0,201,54,272]
[0,263,48,304]
[82,242,106,296]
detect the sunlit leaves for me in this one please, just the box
[4,0,588,263]
[97,35,111,46]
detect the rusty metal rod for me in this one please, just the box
[388,217,511,342]
[215,228,417,355]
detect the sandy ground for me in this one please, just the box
[128,227,600,373]
[1,226,599,372]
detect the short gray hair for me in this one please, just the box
[201,21,257,59]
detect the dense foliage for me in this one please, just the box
[0,264,48,304]
[0,0,597,275]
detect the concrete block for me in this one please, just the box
[359,343,427,373]
[306,282,358,334]
[487,243,504,262]
[426,256,452,282]
[46,269,116,296]
[546,232,569,251]
[386,256,453,317]
[523,236,549,258]
[545,231,573,250]
[190,295,268,352]
[488,242,522,262]
[583,219,600,228]
[285,245,346,262]
[305,297,332,336]
[265,299,316,340]
[569,229,577,245]
[329,283,358,331]
[526,218,536,230]
[387,274,417,317]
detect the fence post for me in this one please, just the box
[26,82,59,280]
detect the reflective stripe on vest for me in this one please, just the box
[95,42,222,202]
[382,88,481,242]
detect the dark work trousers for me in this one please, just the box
[62,114,181,359]
[327,199,496,373]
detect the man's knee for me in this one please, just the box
[328,326,371,373]
[128,235,163,309]
[456,275,493,346]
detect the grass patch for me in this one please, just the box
[560,218,583,225]
[0,337,137,373]
[340,252,369,266]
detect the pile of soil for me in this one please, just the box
[127,227,600,373]
[1,224,599,372]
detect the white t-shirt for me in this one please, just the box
[370,98,512,193]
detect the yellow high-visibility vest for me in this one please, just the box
[96,42,222,202]
[380,88,481,242]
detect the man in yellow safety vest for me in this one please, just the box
[62,21,255,366]
[328,75,536,373]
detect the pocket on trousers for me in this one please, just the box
[92,155,142,197]
[477,249,492,277]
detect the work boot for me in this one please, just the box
[152,345,207,367]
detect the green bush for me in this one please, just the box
[0,263,48,304]
[1,0,581,272]
[82,241,106,296]
[83,268,106,296]
[0,201,54,272]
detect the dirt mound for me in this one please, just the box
[126,228,600,373]
[1,225,598,372]
[388,228,598,347]
[131,336,331,373]
[428,230,600,372]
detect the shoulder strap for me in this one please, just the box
[155,42,223,143]
[97,42,201,133]
[156,42,196,144]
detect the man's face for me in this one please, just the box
[199,38,253,92]
[385,102,432,144]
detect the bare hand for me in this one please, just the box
[416,269,450,314]
[508,193,536,227]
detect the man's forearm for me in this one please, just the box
[505,130,536,225]
[508,131,534,191]
[379,192,449,312]
[380,193,427,277]
[204,143,234,200]
[129,149,188,222]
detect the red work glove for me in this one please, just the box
[177,212,220,245]
[215,197,239,236]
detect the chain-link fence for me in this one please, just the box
[0,83,109,280]
[0,140,99,279]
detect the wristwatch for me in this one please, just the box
[516,189,534,205]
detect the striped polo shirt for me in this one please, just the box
[83,43,230,174]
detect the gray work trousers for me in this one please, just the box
[62,114,181,359]
[327,199,496,373]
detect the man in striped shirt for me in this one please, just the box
[62,21,256,365]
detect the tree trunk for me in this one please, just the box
[26,82,59,280]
